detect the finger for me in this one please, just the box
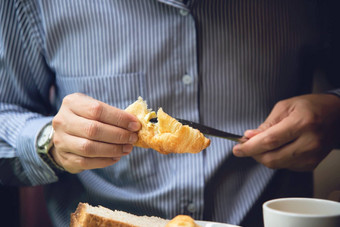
[257,101,290,131]
[73,117,138,144]
[244,129,262,138]
[252,135,320,171]
[233,116,299,157]
[53,132,133,158]
[63,93,141,131]
[55,109,139,144]
[252,146,292,170]
[58,151,121,173]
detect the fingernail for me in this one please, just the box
[244,129,258,138]
[233,144,244,156]
[128,122,141,131]
[129,133,138,143]
[234,144,241,149]
[244,130,253,137]
[123,144,133,153]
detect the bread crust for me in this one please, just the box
[70,203,137,227]
[75,213,137,227]
[70,202,86,227]
[71,203,201,227]
[125,97,210,154]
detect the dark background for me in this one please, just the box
[0,186,20,227]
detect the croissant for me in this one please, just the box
[125,97,210,154]
[165,215,201,227]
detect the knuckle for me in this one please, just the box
[261,155,278,169]
[274,101,283,109]
[262,135,280,150]
[85,121,100,138]
[258,122,271,131]
[264,161,277,169]
[79,140,93,156]
[52,133,61,147]
[117,132,130,143]
[114,112,124,126]
[57,152,82,173]
[110,144,121,154]
[76,156,88,169]
[274,100,289,111]
[89,101,103,120]
[52,115,63,129]
[62,94,74,105]
[309,138,321,151]
[299,113,320,130]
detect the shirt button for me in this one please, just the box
[187,203,197,213]
[182,74,193,85]
[179,9,189,16]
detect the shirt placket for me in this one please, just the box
[158,0,204,220]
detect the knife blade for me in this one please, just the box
[149,118,247,143]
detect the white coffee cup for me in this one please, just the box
[263,197,340,227]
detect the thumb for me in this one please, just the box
[244,129,262,138]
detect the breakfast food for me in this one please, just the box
[125,97,210,154]
[165,215,200,227]
[70,202,201,227]
[70,202,168,227]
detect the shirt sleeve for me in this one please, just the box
[0,0,59,186]
[319,0,340,98]
[326,89,340,98]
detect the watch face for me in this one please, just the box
[37,124,53,148]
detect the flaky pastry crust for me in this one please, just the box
[125,97,210,154]
[165,215,201,227]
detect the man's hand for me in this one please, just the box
[233,94,340,171]
[51,93,141,173]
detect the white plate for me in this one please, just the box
[195,220,241,227]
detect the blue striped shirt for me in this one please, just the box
[1,0,338,226]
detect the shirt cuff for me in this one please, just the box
[326,88,340,98]
[16,116,59,185]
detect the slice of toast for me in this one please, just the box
[70,203,201,227]
[70,203,169,227]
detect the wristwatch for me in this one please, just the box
[36,122,65,173]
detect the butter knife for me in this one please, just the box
[150,118,247,143]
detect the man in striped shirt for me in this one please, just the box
[1,0,339,226]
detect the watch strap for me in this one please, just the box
[38,145,65,174]
[36,122,66,174]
